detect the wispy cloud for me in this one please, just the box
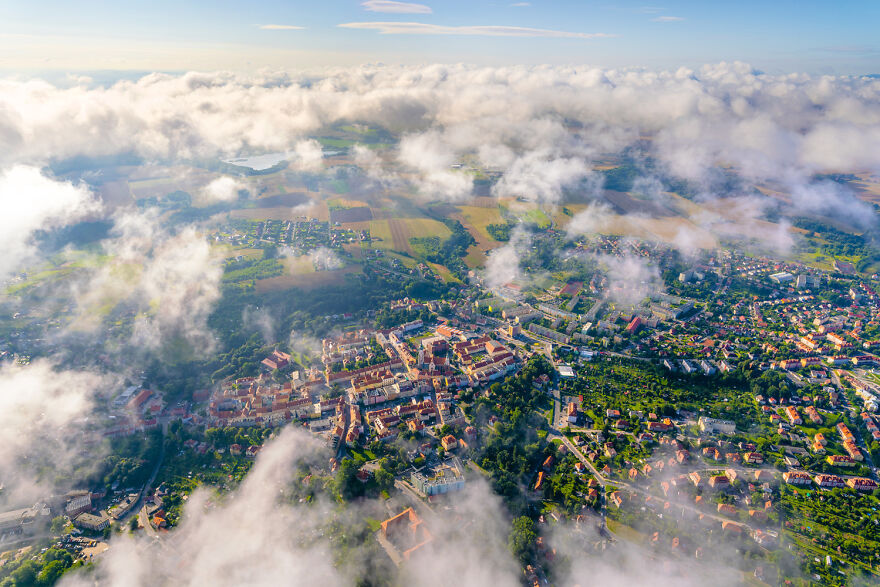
[338,22,613,38]
[652,15,684,22]
[816,45,879,54]
[510,2,530,6]
[361,0,432,14]
[258,24,305,30]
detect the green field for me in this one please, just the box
[403,217,452,239]
[458,205,505,240]
[368,220,394,249]
[522,208,552,229]
[316,137,358,149]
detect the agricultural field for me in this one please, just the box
[254,264,361,293]
[368,217,451,255]
[458,205,505,241]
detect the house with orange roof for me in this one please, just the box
[534,471,545,491]
[379,508,433,565]
[709,474,730,489]
[826,454,856,467]
[782,471,812,485]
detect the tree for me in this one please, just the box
[334,458,364,501]
[36,560,67,586]
[129,517,139,532]
[10,560,40,586]
[49,516,66,535]
[508,516,538,564]
[374,469,393,491]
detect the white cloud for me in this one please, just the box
[258,24,305,30]
[493,150,591,204]
[0,360,111,505]
[510,2,530,6]
[361,0,433,14]
[309,247,344,271]
[292,139,325,171]
[200,176,247,203]
[71,211,223,355]
[0,165,100,280]
[61,427,521,587]
[652,16,684,22]
[0,63,879,248]
[601,253,663,307]
[483,225,530,291]
[338,22,614,38]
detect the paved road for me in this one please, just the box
[138,505,158,538]
[121,428,167,528]
[393,480,435,518]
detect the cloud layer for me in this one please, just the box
[1,63,878,193]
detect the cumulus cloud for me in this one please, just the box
[72,211,223,355]
[242,305,276,345]
[309,247,344,271]
[600,253,663,307]
[549,514,743,587]
[399,130,474,200]
[0,64,878,184]
[61,426,521,587]
[353,144,404,189]
[199,175,247,203]
[0,360,111,505]
[61,427,345,587]
[292,139,325,171]
[483,224,530,291]
[0,63,878,255]
[493,151,591,204]
[361,0,433,14]
[0,165,100,280]
[566,202,617,237]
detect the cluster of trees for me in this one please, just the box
[208,333,274,381]
[333,456,395,502]
[563,357,747,425]
[221,255,285,286]
[413,219,475,278]
[373,305,432,329]
[468,356,554,511]
[201,425,271,449]
[780,487,880,570]
[82,432,161,490]
[486,222,514,242]
[794,218,875,259]
[0,547,79,587]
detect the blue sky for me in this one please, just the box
[1,0,878,74]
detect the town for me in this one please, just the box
[5,226,880,586]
